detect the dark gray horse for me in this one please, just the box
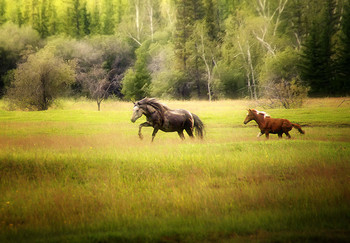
[131,98,204,142]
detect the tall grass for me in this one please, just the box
[0,98,349,242]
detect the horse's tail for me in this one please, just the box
[292,123,305,134]
[191,113,205,139]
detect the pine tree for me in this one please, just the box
[31,0,40,32]
[47,1,58,36]
[39,0,49,38]
[300,0,339,95]
[0,0,6,25]
[203,0,218,40]
[15,4,24,27]
[22,0,30,24]
[122,41,151,100]
[336,1,350,95]
[80,1,91,36]
[102,0,115,35]
[65,0,83,38]
[90,0,101,34]
[174,0,195,71]
[319,0,338,94]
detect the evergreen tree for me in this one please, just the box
[38,0,49,38]
[300,0,339,95]
[319,0,338,94]
[15,4,24,27]
[31,0,40,32]
[22,0,31,24]
[90,0,101,34]
[122,41,151,100]
[203,0,218,40]
[102,0,115,35]
[80,1,91,36]
[174,0,195,71]
[47,1,58,35]
[336,1,350,95]
[65,0,82,38]
[0,0,6,24]
[116,0,124,25]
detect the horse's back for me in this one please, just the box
[265,118,293,132]
[161,109,193,132]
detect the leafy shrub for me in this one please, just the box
[5,49,75,110]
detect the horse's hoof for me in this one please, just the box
[139,134,144,140]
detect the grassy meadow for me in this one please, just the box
[0,98,349,242]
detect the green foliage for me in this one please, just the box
[260,47,301,85]
[335,1,350,95]
[122,41,151,100]
[259,48,309,108]
[0,0,349,101]
[0,22,40,96]
[0,0,6,24]
[213,64,246,98]
[5,49,75,110]
[300,0,340,96]
[148,42,184,98]
[101,0,115,35]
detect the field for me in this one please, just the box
[0,98,349,242]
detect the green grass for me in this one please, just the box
[0,98,349,242]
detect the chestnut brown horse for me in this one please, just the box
[243,109,305,139]
[131,98,204,142]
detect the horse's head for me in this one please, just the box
[244,109,270,124]
[131,103,144,123]
[244,109,255,124]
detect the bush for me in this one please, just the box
[0,23,41,95]
[259,47,309,108]
[5,49,75,110]
[263,78,310,109]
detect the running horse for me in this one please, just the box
[131,98,205,142]
[243,109,305,139]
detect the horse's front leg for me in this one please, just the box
[257,131,265,137]
[151,128,159,142]
[138,122,151,140]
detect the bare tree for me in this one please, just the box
[262,78,309,108]
[254,0,289,55]
[147,0,154,42]
[78,65,112,111]
[237,40,258,100]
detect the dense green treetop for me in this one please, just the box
[0,0,349,108]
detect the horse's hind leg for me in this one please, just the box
[178,131,185,140]
[285,131,291,139]
[278,132,283,138]
[185,127,194,138]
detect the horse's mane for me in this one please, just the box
[251,109,270,118]
[136,98,170,115]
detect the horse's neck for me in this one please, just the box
[145,107,164,125]
[253,114,265,128]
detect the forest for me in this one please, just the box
[0,0,349,110]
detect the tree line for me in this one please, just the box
[0,0,349,110]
